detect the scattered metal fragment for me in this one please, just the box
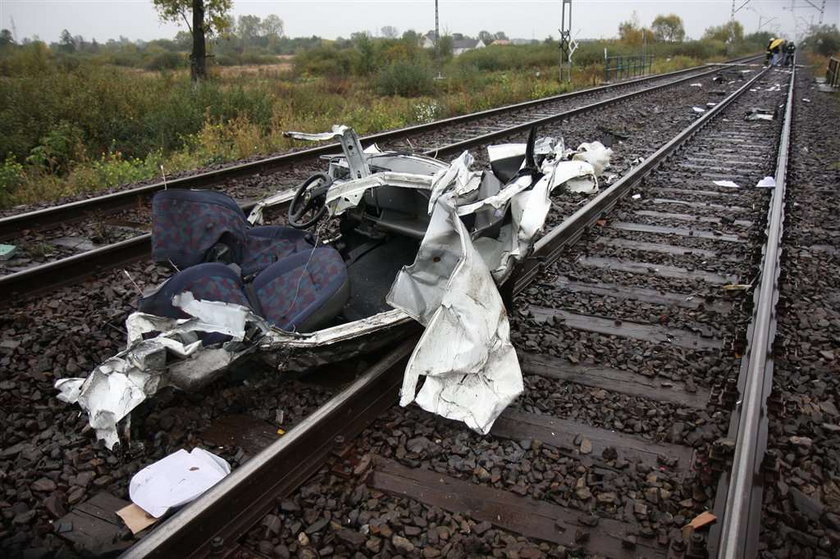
[0,244,17,260]
[745,107,774,121]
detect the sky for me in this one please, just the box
[0,0,837,45]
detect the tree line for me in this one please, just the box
[2,2,838,81]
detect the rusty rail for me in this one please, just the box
[0,57,764,304]
[712,65,794,559]
[0,55,762,241]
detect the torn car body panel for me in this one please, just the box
[56,126,611,448]
[388,192,522,434]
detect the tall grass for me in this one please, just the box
[0,36,748,208]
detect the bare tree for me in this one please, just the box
[237,14,261,45]
[262,15,284,39]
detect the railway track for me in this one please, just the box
[0,56,760,303]
[117,64,793,558]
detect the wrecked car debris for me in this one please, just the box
[713,180,740,189]
[0,244,16,260]
[387,191,521,434]
[756,176,777,188]
[745,107,775,121]
[56,125,611,447]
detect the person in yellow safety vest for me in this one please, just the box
[768,38,786,66]
[765,38,776,66]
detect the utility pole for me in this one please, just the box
[558,0,573,83]
[783,1,826,41]
[800,0,826,24]
[729,0,750,54]
[434,0,442,79]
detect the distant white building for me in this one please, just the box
[422,32,486,56]
[453,38,485,55]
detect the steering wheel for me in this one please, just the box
[288,173,333,229]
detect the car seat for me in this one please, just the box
[151,189,315,277]
[250,247,350,332]
[138,247,349,334]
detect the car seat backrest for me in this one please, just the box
[151,190,316,278]
[152,190,248,270]
[241,225,316,278]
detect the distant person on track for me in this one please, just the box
[783,42,796,66]
[766,38,786,67]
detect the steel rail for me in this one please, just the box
[0,55,760,240]
[121,338,418,559]
[514,67,770,292]
[121,63,771,559]
[0,60,758,302]
[714,65,794,559]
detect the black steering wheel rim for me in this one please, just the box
[288,173,332,229]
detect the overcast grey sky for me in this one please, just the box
[1,0,837,45]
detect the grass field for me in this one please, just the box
[0,39,759,209]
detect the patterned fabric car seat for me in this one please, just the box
[151,189,314,278]
[138,247,350,334]
[250,247,350,332]
[138,262,251,321]
[242,225,314,278]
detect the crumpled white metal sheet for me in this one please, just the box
[324,171,434,215]
[387,192,522,434]
[55,294,267,449]
[566,141,610,193]
[428,150,481,213]
[386,139,603,434]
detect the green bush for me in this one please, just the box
[25,122,85,174]
[0,41,51,76]
[0,154,23,198]
[214,51,277,66]
[376,60,435,97]
[803,25,840,57]
[668,40,726,60]
[145,51,184,71]
[456,44,557,72]
[351,34,378,76]
[0,56,280,167]
[294,44,353,78]
[87,151,158,189]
